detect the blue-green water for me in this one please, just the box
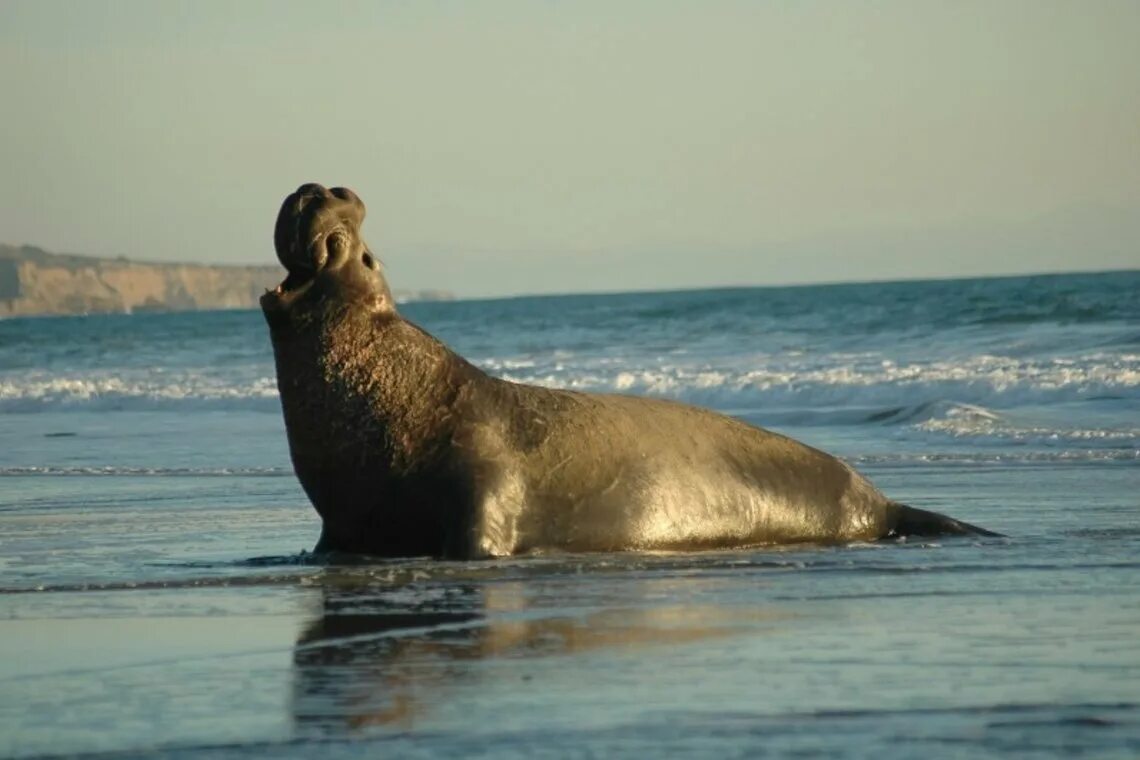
[1,272,1138,757]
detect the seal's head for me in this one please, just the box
[261,183,394,329]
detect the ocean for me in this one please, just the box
[1,271,1138,758]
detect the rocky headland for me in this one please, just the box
[0,244,452,317]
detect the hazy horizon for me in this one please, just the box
[2,1,1137,297]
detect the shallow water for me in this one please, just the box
[1,273,1138,757]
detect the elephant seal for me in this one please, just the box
[261,183,999,558]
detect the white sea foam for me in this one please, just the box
[0,370,280,413]
[848,450,1140,465]
[1,353,1137,447]
[488,352,1140,410]
[0,465,291,476]
[0,465,291,477]
[915,415,1140,443]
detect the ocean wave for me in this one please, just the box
[0,465,291,477]
[490,353,1140,410]
[847,450,1140,466]
[3,453,1126,479]
[915,417,1140,444]
[0,370,281,413]
[2,355,1137,444]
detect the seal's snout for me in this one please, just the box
[263,182,394,323]
[274,183,367,276]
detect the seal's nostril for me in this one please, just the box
[362,252,376,270]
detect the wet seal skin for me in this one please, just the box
[262,183,1001,558]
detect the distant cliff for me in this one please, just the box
[0,244,452,317]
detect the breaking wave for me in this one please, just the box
[0,370,282,413]
[0,465,291,477]
[2,353,1137,432]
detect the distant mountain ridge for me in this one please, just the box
[0,244,452,317]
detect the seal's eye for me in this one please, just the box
[361,252,376,270]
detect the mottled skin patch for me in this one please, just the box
[262,184,999,558]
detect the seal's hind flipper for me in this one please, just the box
[886,503,1003,538]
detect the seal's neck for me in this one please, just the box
[269,303,478,475]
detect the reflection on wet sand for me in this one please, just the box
[291,571,777,733]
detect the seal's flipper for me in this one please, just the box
[886,503,1003,538]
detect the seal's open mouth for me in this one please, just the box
[263,184,391,323]
[265,227,353,305]
[262,266,314,313]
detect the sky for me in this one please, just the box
[1,1,1137,297]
